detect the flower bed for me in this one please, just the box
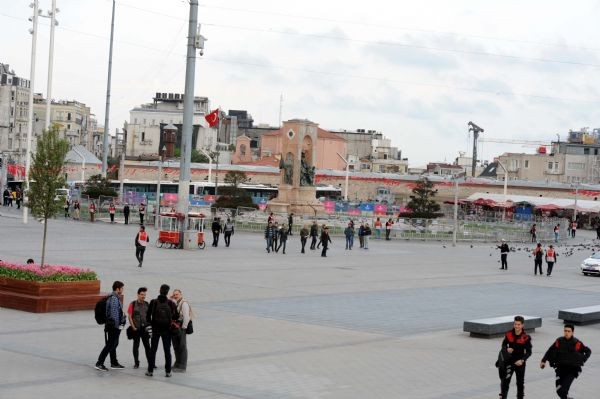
[0,262,103,313]
[0,262,97,282]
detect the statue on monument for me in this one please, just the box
[300,151,314,187]
[279,154,293,185]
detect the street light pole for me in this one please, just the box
[24,0,40,224]
[44,0,58,130]
[574,183,579,222]
[155,146,165,230]
[496,161,508,221]
[336,152,350,201]
[198,148,213,190]
[452,176,459,247]
[102,0,115,177]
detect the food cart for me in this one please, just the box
[156,213,181,248]
[188,212,206,249]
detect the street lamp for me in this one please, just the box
[155,145,166,229]
[496,160,509,221]
[336,152,350,201]
[198,148,213,190]
[41,0,59,130]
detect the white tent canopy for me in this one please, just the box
[466,192,600,212]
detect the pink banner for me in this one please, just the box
[323,201,335,213]
[374,204,387,215]
[347,209,360,215]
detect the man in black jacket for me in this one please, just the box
[146,284,179,377]
[497,316,532,399]
[211,218,222,247]
[498,239,509,270]
[309,221,318,250]
[540,324,591,399]
[320,226,332,257]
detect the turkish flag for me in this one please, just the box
[205,109,219,127]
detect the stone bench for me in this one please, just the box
[558,305,600,325]
[463,315,542,338]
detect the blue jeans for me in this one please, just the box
[345,235,354,249]
[266,236,273,252]
[554,232,559,243]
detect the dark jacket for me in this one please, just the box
[542,336,591,374]
[279,228,289,242]
[344,227,355,237]
[300,227,309,238]
[123,205,130,215]
[320,231,332,247]
[264,225,275,239]
[147,295,179,333]
[498,243,509,254]
[310,224,318,237]
[212,221,222,234]
[501,329,532,363]
[363,226,372,236]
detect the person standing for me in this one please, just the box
[211,217,222,247]
[95,281,126,371]
[344,222,354,250]
[320,226,332,257]
[540,324,592,399]
[358,223,365,248]
[529,224,537,243]
[533,243,544,276]
[64,198,70,218]
[385,218,393,240]
[264,221,275,253]
[288,213,294,236]
[89,201,96,222]
[127,287,151,369]
[300,225,309,253]
[498,239,509,270]
[73,200,80,220]
[309,221,318,250]
[15,188,22,209]
[546,245,557,277]
[171,289,191,373]
[554,223,560,243]
[363,223,372,249]
[223,217,235,247]
[135,226,149,268]
[123,203,130,225]
[2,188,8,206]
[146,284,179,377]
[571,220,577,238]
[272,222,280,252]
[276,223,289,254]
[108,202,116,224]
[138,203,146,225]
[267,212,274,225]
[567,220,572,238]
[374,217,382,239]
[496,316,532,399]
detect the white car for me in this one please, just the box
[580,253,600,276]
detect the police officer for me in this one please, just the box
[533,243,544,276]
[497,316,531,399]
[540,324,591,399]
[135,226,149,267]
[498,239,509,270]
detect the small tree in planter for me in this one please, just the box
[403,177,443,219]
[27,126,70,267]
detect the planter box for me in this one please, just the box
[0,277,104,313]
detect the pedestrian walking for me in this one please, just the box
[496,316,531,399]
[567,220,572,238]
[73,200,80,220]
[554,223,560,243]
[272,222,280,251]
[138,203,146,225]
[64,198,70,218]
[2,188,8,206]
[127,287,151,369]
[571,220,577,238]
[15,188,22,209]
[264,221,275,253]
[276,223,289,254]
[267,212,274,225]
[109,202,116,224]
[363,223,372,249]
[300,225,309,253]
[288,213,294,236]
[385,218,393,240]
[223,217,234,247]
[89,201,96,222]
[546,245,557,276]
[498,239,509,270]
[344,222,354,250]
[533,243,544,276]
[374,217,382,239]
[95,281,126,372]
[135,226,149,268]
[540,324,592,399]
[211,217,222,247]
[123,203,130,225]
[171,289,192,373]
[529,224,537,243]
[146,284,179,377]
[320,226,332,257]
[309,221,318,250]
[358,223,365,248]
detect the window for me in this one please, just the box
[548,162,553,170]
[554,162,559,170]
[524,160,529,168]
[134,118,138,124]
[567,162,585,170]
[67,112,72,121]
[584,148,590,155]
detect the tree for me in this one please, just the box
[223,170,249,188]
[404,177,443,218]
[214,170,256,211]
[27,126,70,267]
[82,174,117,199]
[173,148,209,163]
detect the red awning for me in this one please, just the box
[535,204,562,211]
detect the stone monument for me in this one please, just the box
[267,119,324,215]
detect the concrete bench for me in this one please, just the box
[558,305,600,325]
[463,315,542,338]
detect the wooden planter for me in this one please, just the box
[0,277,104,313]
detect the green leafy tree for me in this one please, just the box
[404,177,443,218]
[214,170,256,210]
[173,148,210,163]
[27,127,70,267]
[82,174,117,199]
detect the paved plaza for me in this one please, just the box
[2,210,600,398]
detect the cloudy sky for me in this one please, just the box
[3,0,600,165]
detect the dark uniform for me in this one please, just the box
[497,329,532,399]
[542,336,591,399]
[498,242,509,270]
[310,223,318,250]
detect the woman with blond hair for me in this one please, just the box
[171,289,193,372]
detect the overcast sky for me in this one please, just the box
[3,0,600,165]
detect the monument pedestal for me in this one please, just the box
[268,186,324,216]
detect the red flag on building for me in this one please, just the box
[205,109,219,127]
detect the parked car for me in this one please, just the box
[580,253,600,276]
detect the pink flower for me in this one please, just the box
[0,261,94,277]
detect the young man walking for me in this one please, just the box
[127,287,151,369]
[496,316,532,399]
[300,225,309,253]
[385,218,393,240]
[264,222,275,253]
[540,324,592,399]
[309,221,318,250]
[533,243,544,276]
[344,222,354,250]
[123,203,130,225]
[320,226,332,257]
[223,218,235,247]
[288,213,294,236]
[95,281,126,371]
[135,226,149,268]
[211,217,222,247]
[546,245,557,277]
[363,223,372,249]
[146,284,179,377]
[276,223,289,254]
[498,239,509,270]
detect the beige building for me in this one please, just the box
[0,63,30,165]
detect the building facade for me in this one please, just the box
[0,63,31,166]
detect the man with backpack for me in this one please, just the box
[496,316,532,399]
[127,287,151,369]
[146,284,179,377]
[95,281,126,371]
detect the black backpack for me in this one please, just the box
[153,299,172,326]
[94,296,110,325]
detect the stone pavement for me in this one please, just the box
[1,210,600,398]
